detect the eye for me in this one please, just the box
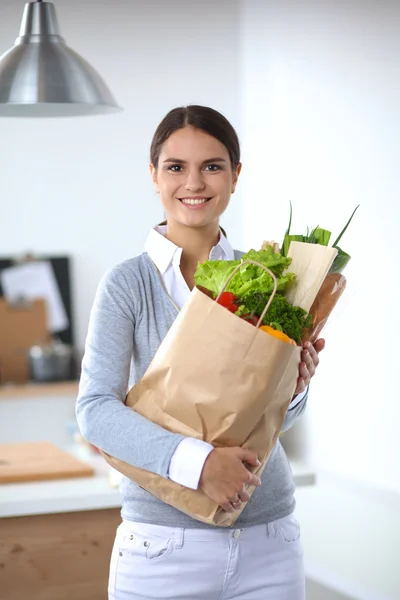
[204,164,223,172]
[167,164,184,172]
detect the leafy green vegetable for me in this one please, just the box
[306,225,319,244]
[332,204,360,249]
[281,203,359,271]
[312,227,331,246]
[281,201,305,255]
[236,292,312,344]
[194,246,312,342]
[329,247,351,274]
[283,234,305,257]
[281,200,293,255]
[194,247,295,299]
[241,247,292,277]
[193,259,240,298]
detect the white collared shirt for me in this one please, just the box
[145,225,235,309]
[144,225,305,490]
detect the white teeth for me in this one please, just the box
[181,198,209,205]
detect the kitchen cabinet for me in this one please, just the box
[1,508,121,600]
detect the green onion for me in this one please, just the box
[280,203,359,274]
[329,247,351,274]
[332,205,360,248]
[306,225,320,244]
[281,201,293,256]
[313,227,331,246]
[283,234,305,257]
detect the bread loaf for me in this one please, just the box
[301,272,347,343]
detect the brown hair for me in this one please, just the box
[150,105,240,170]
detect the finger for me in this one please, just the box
[299,362,311,385]
[294,376,306,395]
[302,346,316,375]
[245,471,262,487]
[313,338,326,354]
[238,488,250,503]
[228,495,240,504]
[297,363,311,386]
[306,343,320,368]
[239,448,260,467]
[231,500,242,510]
[221,502,235,513]
[302,353,316,378]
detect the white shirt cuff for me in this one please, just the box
[168,437,214,490]
[289,387,308,410]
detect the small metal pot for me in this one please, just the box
[28,341,73,382]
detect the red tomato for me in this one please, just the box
[216,292,238,309]
[228,303,239,313]
[240,314,259,326]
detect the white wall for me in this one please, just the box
[0,0,243,354]
[239,0,400,492]
[1,0,398,493]
[1,2,399,595]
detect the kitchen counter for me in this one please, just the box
[0,454,316,519]
[0,451,118,518]
[0,380,79,399]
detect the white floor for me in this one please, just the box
[306,579,354,600]
[295,471,400,600]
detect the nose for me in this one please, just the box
[184,168,206,192]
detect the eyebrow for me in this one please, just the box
[163,157,226,164]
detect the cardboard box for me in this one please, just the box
[0,298,49,383]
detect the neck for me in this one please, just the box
[165,219,220,276]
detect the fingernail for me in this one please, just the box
[256,459,261,466]
[304,341,311,349]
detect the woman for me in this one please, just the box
[76,105,324,600]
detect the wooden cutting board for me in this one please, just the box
[0,442,95,484]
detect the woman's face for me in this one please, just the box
[150,126,241,230]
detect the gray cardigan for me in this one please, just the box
[76,252,307,528]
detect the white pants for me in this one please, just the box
[108,513,305,600]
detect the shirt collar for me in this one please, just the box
[212,228,235,261]
[144,225,235,275]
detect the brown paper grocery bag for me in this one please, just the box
[101,261,301,527]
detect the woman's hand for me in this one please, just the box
[199,447,261,513]
[293,338,325,395]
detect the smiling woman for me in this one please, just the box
[148,106,242,288]
[76,105,313,600]
[150,107,241,244]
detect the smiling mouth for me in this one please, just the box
[178,197,212,206]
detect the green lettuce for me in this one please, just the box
[194,259,241,298]
[194,247,295,298]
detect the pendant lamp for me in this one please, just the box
[0,0,122,117]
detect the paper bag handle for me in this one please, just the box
[216,260,278,328]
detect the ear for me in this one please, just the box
[149,163,159,191]
[231,162,242,193]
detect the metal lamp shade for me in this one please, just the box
[0,1,122,117]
